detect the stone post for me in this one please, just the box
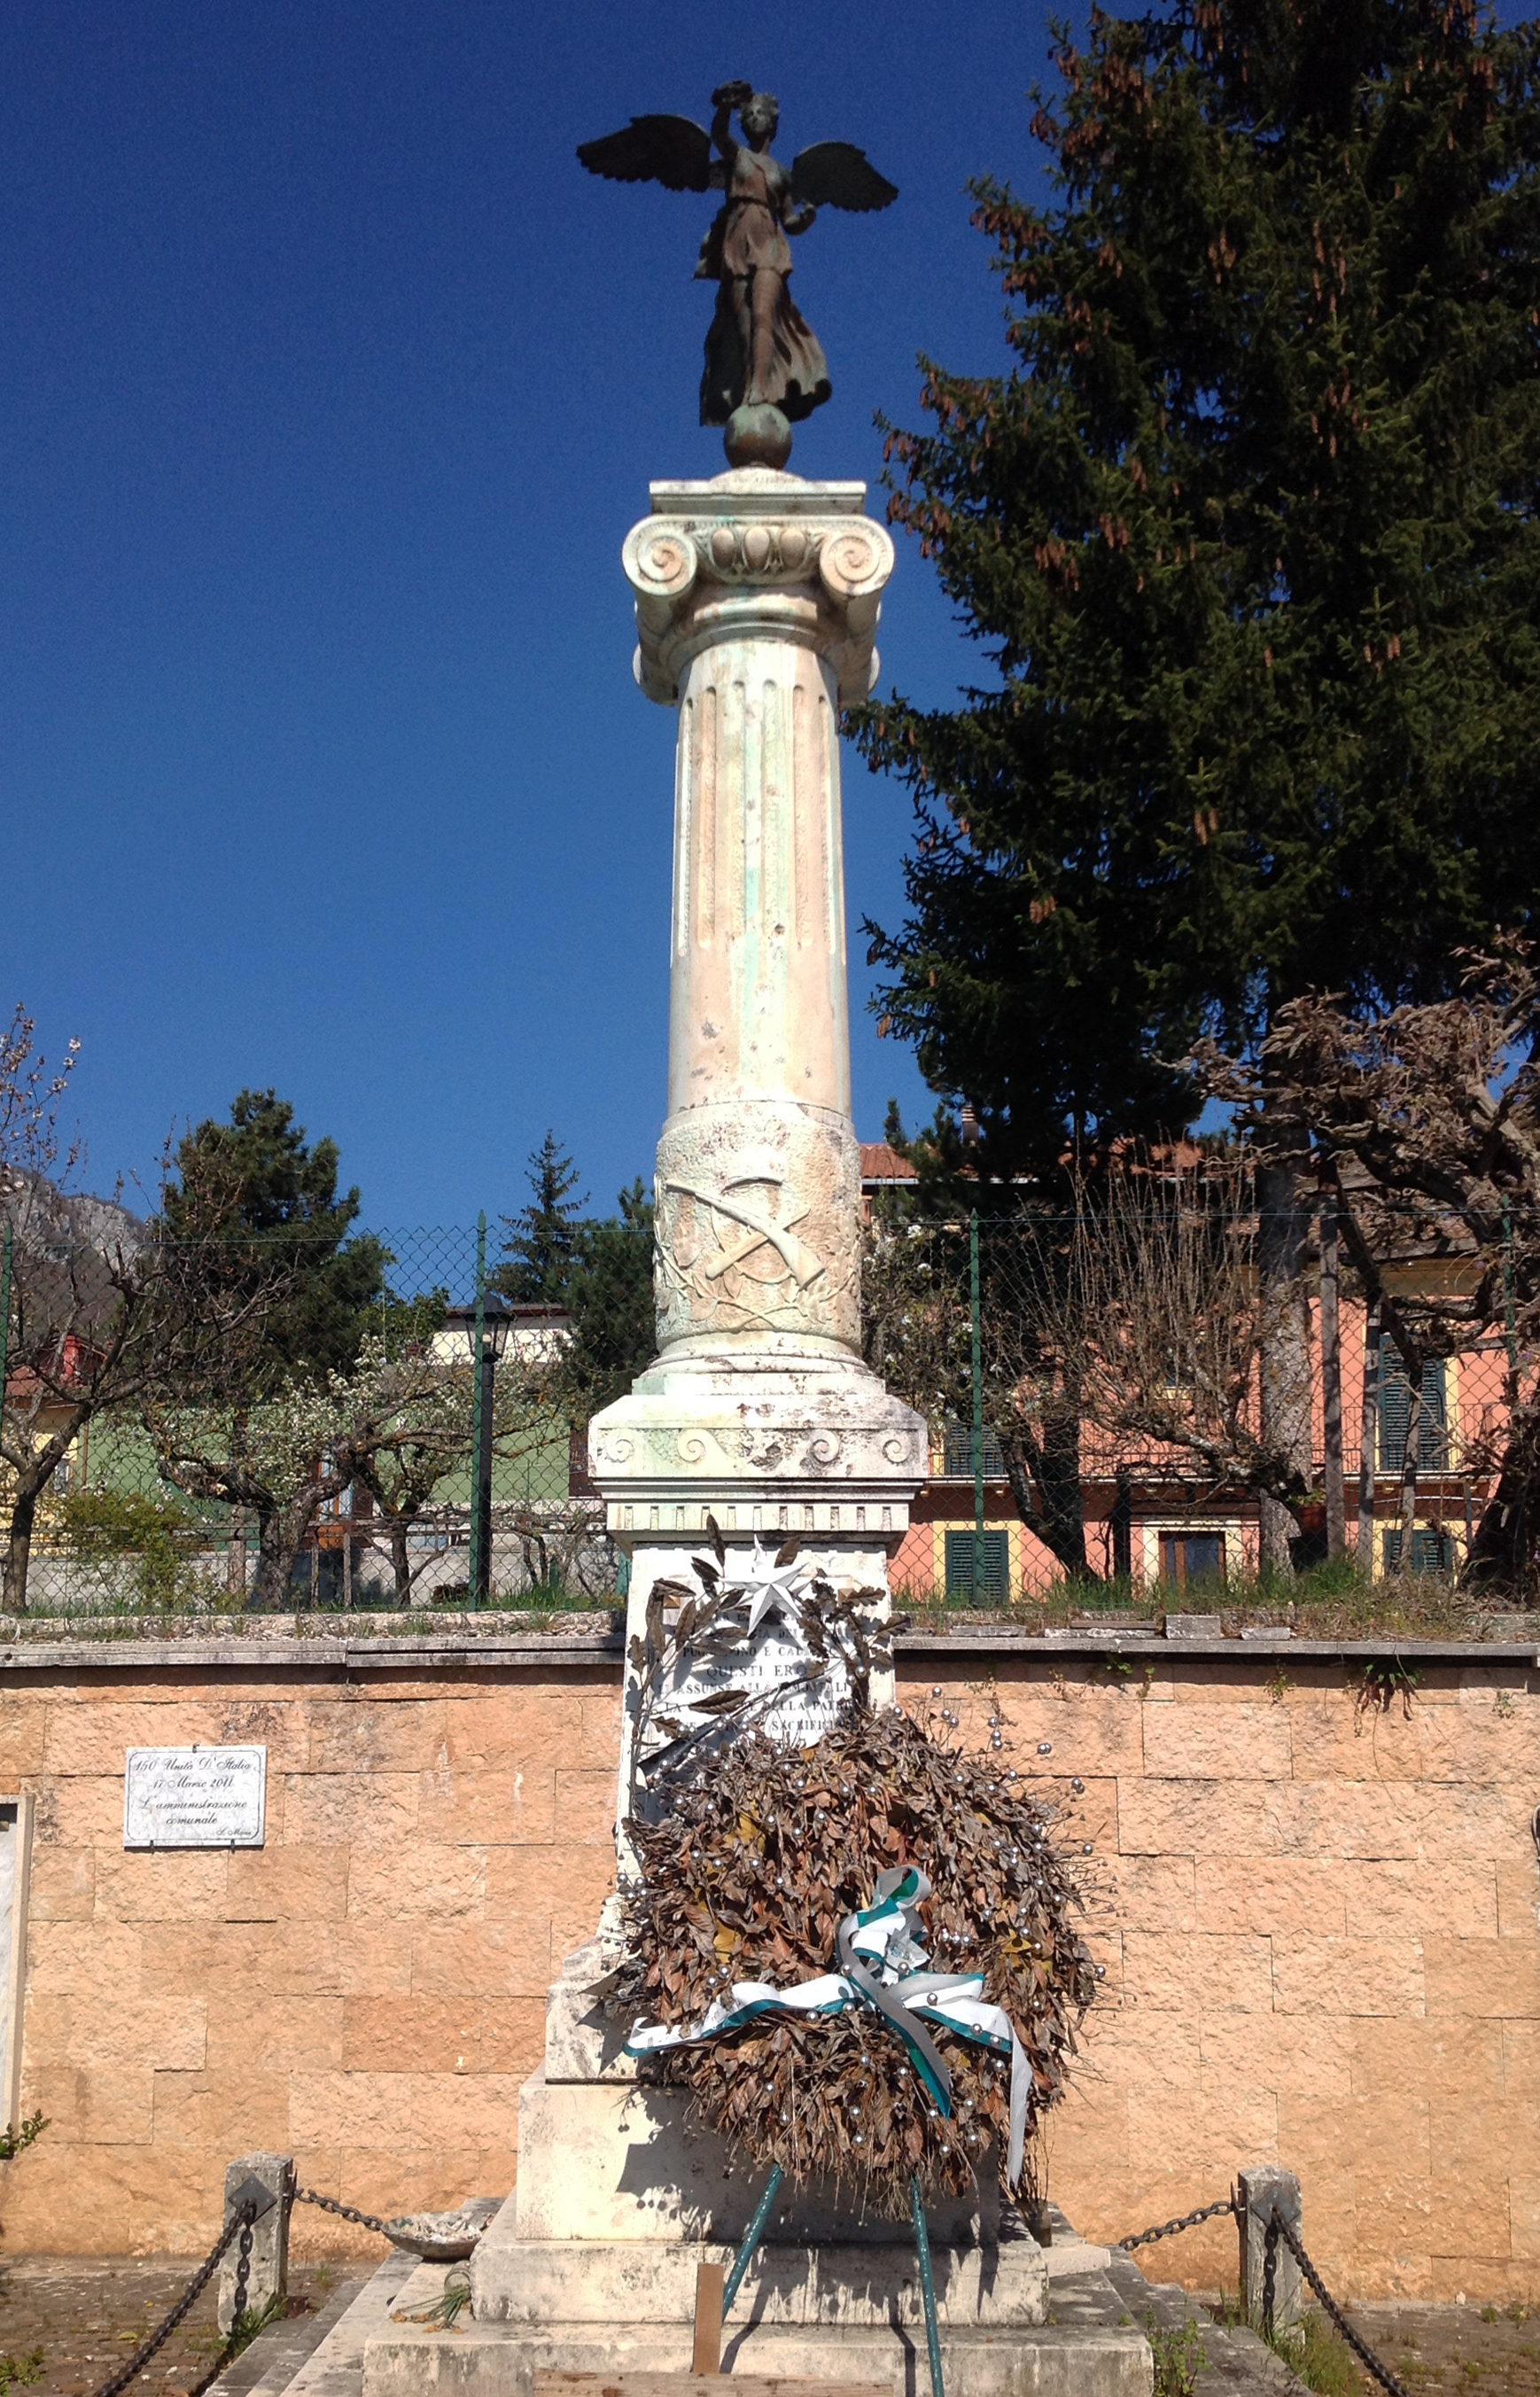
[217,2152,291,2336]
[1237,2163,1303,2335]
[588,468,927,1815]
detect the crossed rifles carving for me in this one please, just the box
[664,1174,827,1292]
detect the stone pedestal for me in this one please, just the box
[357,1937,1155,2393]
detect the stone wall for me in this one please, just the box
[0,1640,619,2257]
[0,1628,1535,2303]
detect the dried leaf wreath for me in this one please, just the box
[610,1702,1099,2218]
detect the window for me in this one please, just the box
[1378,1343,1448,1471]
[945,1529,1009,1604]
[943,1423,1005,1477]
[1382,1528,1453,1576]
[1159,1531,1226,1592]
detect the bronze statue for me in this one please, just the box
[579,81,898,470]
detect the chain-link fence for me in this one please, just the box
[0,1223,619,1618]
[866,1201,1536,1607]
[3,1200,1534,1618]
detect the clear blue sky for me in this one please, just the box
[2,3,1060,1227]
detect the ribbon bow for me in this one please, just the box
[626,1862,1030,2183]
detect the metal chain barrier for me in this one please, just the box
[85,2178,402,2397]
[1114,2189,1411,2397]
[1115,2196,1238,2252]
[87,2200,257,2397]
[183,2221,255,2397]
[1267,2206,1413,2397]
[291,2183,394,2237]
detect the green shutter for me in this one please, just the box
[943,1424,1005,1476]
[1379,1344,1449,1471]
[1418,1361,1448,1467]
[945,1529,1009,1603]
[1382,1528,1452,1575]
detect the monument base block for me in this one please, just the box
[517,1943,1002,2249]
[357,1937,1152,2397]
[589,1344,927,1546]
[363,2247,1151,2397]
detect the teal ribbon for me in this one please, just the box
[626,1861,1030,2181]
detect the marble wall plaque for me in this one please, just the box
[123,1747,267,1848]
[652,1620,851,1756]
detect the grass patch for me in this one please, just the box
[224,2294,286,2365]
[1271,2312,1364,2397]
[1208,2292,1365,2397]
[893,1554,1526,1643]
[0,2352,43,2397]
[1147,2317,1208,2397]
[426,1581,611,1613]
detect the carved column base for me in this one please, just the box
[589,1345,925,1541]
[591,1350,925,1844]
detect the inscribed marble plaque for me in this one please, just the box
[654,1620,850,1755]
[123,1747,267,1848]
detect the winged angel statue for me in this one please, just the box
[579,81,897,468]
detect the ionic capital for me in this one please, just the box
[623,469,894,708]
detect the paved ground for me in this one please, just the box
[1350,2302,1540,2397]
[0,2257,1535,2397]
[0,2260,350,2397]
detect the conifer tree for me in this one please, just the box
[856,0,1540,1564]
[561,1179,657,1415]
[160,1090,386,1386]
[856,0,1540,1166]
[495,1132,587,1304]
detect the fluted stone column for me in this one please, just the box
[589,469,925,1571]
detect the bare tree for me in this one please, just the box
[863,1212,1094,1581]
[867,1162,1317,1584]
[1001,1163,1311,1524]
[1194,946,1540,1586]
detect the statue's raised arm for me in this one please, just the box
[578,82,898,470]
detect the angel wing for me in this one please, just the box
[577,114,713,194]
[790,141,898,213]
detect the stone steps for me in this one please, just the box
[360,2214,1153,2397]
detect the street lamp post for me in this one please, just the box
[445,1282,513,1607]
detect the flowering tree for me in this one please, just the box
[148,1337,475,1609]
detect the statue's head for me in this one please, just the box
[740,90,779,144]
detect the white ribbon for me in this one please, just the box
[626,1864,1031,2183]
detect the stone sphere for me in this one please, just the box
[724,403,792,471]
